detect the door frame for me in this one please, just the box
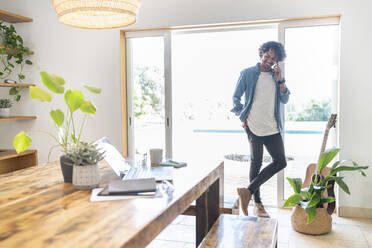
[121,15,340,207]
[276,17,340,207]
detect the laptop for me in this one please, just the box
[95,137,173,182]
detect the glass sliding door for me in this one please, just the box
[126,36,166,162]
[278,20,339,206]
[124,18,339,207]
[171,26,278,204]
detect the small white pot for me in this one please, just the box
[0,108,10,117]
[72,163,100,190]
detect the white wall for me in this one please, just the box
[0,1,123,163]
[1,0,371,215]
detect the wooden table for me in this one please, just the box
[0,160,224,247]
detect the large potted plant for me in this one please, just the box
[65,141,104,189]
[284,148,368,235]
[13,71,102,183]
[0,98,12,117]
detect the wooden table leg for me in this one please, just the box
[207,178,220,230]
[196,189,207,247]
[196,178,220,247]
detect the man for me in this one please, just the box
[231,41,290,217]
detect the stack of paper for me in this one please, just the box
[90,187,162,202]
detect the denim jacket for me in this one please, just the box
[231,63,290,133]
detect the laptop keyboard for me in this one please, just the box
[122,166,152,180]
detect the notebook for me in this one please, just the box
[97,178,157,196]
[95,137,174,182]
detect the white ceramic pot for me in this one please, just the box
[0,108,10,117]
[291,205,332,235]
[72,163,100,190]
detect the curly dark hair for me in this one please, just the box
[258,41,286,62]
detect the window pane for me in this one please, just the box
[130,37,165,160]
[284,25,339,199]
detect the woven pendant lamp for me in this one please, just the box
[52,0,141,29]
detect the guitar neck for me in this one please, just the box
[318,129,330,163]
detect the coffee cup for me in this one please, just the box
[150,148,163,166]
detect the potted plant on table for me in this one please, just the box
[0,98,12,117]
[13,71,102,184]
[65,141,104,189]
[284,148,368,235]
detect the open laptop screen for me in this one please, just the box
[95,137,130,177]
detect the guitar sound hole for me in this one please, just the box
[311,174,323,184]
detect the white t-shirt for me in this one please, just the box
[247,72,279,136]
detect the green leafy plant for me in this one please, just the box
[133,65,163,118]
[286,99,331,121]
[0,21,33,101]
[8,86,22,102]
[13,71,102,156]
[284,148,368,224]
[0,98,12,108]
[65,141,104,166]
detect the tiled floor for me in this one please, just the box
[147,207,372,248]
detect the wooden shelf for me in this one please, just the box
[0,9,36,175]
[0,46,34,55]
[0,149,36,161]
[0,149,37,174]
[0,83,35,87]
[0,116,36,122]
[0,9,33,23]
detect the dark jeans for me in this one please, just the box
[245,126,287,203]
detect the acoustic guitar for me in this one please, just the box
[302,114,337,215]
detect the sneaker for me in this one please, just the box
[237,188,252,216]
[254,202,270,218]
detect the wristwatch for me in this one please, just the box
[278,78,286,85]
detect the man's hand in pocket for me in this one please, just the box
[242,121,247,129]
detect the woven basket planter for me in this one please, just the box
[291,205,332,235]
[72,164,100,190]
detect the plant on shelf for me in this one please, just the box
[13,71,102,183]
[0,21,33,102]
[0,98,12,108]
[284,148,368,234]
[8,86,23,102]
[0,98,12,117]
